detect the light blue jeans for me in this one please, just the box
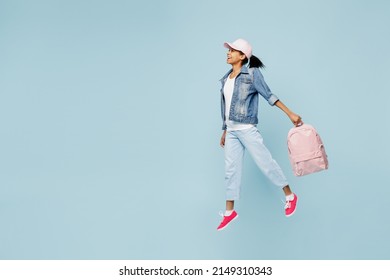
[224,126,288,200]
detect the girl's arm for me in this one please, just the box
[274,100,302,126]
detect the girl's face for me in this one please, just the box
[226,48,246,65]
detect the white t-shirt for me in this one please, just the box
[224,76,255,131]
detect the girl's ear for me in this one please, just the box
[240,53,246,61]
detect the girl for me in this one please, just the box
[217,38,301,231]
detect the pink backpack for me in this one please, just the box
[287,123,328,176]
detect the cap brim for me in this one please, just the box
[224,42,237,50]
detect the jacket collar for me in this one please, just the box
[220,65,249,81]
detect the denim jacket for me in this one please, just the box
[220,65,279,130]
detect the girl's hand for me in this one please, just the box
[220,130,227,148]
[289,113,302,126]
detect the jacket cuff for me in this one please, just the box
[268,94,279,106]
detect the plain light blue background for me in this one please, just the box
[1,0,389,259]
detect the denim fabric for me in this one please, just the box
[224,127,288,200]
[220,66,279,130]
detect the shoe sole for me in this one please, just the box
[286,211,296,217]
[217,215,238,231]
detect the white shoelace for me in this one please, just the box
[281,198,291,209]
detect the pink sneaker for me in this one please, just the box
[217,210,238,231]
[285,193,298,217]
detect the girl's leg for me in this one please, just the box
[224,130,245,204]
[282,185,293,196]
[226,200,234,211]
[237,127,298,216]
[238,127,289,189]
[217,131,244,230]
